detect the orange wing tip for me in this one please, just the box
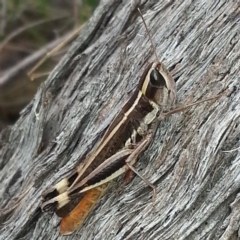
[60,217,81,235]
[60,184,110,235]
[60,201,87,235]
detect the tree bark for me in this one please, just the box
[0,0,240,239]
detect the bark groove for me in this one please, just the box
[0,0,239,239]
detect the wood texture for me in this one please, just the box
[0,0,240,239]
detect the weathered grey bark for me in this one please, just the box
[0,0,239,239]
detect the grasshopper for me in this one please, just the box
[41,56,176,233]
[41,7,223,235]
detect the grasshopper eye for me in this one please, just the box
[150,68,166,88]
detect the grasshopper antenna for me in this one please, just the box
[137,8,159,62]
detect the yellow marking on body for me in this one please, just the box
[57,192,70,209]
[79,166,129,193]
[55,179,69,194]
[141,74,150,95]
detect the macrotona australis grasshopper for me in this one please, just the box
[41,8,224,235]
[41,55,176,235]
